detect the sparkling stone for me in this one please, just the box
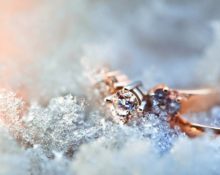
[111,89,139,118]
[154,89,167,103]
[166,99,180,115]
[151,89,181,116]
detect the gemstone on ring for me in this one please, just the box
[105,89,139,122]
[166,98,181,116]
[150,88,181,116]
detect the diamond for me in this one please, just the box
[110,89,139,121]
[154,89,167,103]
[166,99,180,116]
[151,88,181,116]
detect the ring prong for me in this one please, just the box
[163,86,169,93]
[138,101,147,112]
[176,97,182,103]
[148,92,155,97]
[124,81,143,91]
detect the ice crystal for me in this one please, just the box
[22,95,101,157]
[1,87,219,175]
[0,90,23,125]
[19,94,178,157]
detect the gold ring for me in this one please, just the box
[93,68,220,137]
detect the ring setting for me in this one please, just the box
[105,81,146,123]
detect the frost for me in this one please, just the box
[22,95,100,157]
[1,90,220,175]
[0,90,25,142]
[0,90,23,125]
[20,95,178,157]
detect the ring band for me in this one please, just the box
[170,115,220,137]
[177,89,220,114]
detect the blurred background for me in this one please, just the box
[1,0,220,103]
